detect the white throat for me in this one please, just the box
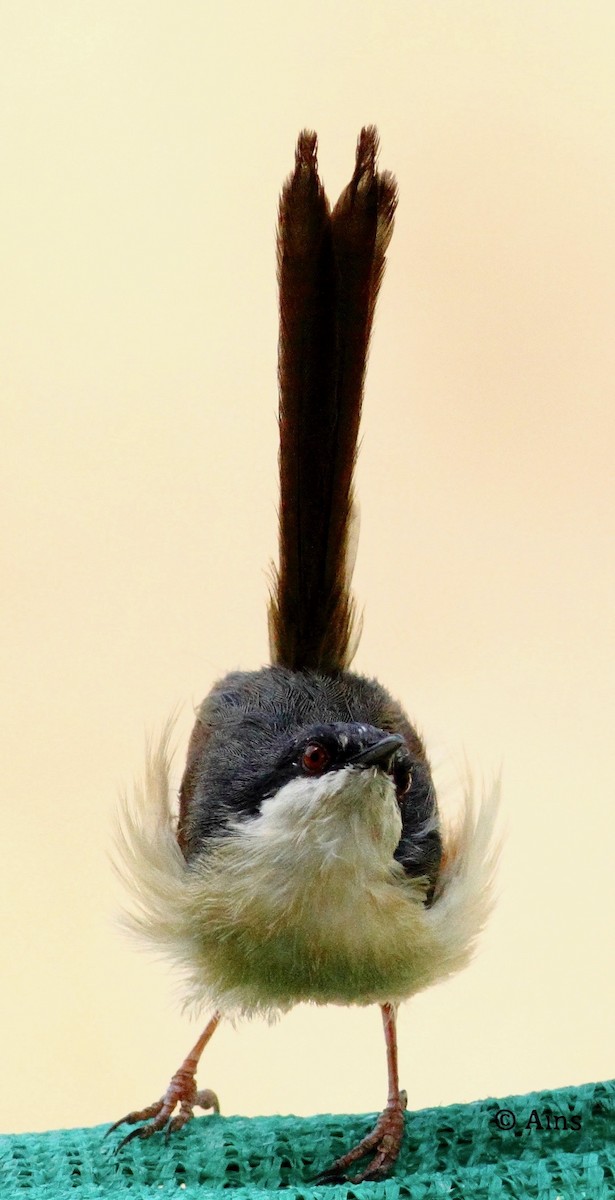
[243,765,403,883]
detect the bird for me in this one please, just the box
[108,126,499,1183]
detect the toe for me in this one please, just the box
[195,1088,220,1113]
[106,1099,164,1139]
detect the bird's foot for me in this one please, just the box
[106,1064,219,1150]
[316,1091,407,1183]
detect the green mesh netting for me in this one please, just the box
[1,1079,613,1199]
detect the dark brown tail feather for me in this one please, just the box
[268,127,397,673]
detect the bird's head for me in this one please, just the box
[214,722,412,873]
[256,722,411,803]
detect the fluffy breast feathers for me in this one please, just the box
[115,725,500,1018]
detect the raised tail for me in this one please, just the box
[268,127,397,673]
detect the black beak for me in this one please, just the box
[350,734,404,771]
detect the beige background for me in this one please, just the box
[2,2,614,1135]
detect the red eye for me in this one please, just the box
[301,743,331,774]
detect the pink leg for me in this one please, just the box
[317,1003,408,1183]
[107,1011,222,1150]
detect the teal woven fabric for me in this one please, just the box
[1,1080,613,1199]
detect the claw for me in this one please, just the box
[117,1119,164,1152]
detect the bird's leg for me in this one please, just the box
[317,1002,407,1183]
[107,1011,222,1149]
